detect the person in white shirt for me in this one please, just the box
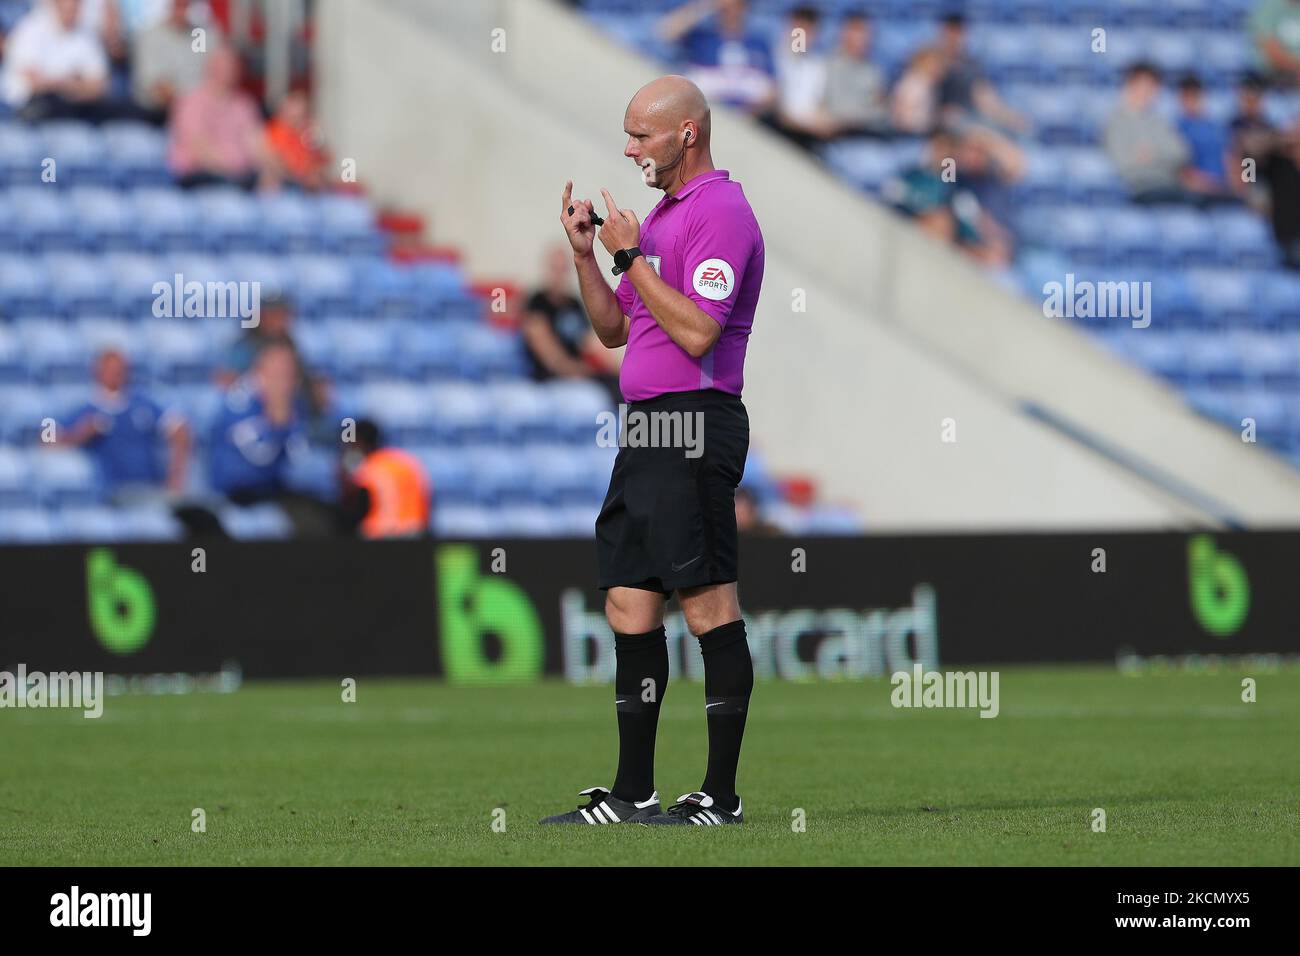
[770,5,836,148]
[2,0,110,121]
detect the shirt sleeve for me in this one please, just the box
[615,272,634,316]
[679,203,754,327]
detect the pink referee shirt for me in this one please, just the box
[614,169,764,401]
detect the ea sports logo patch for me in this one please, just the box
[692,258,734,300]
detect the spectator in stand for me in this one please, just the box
[1,0,111,122]
[215,291,332,430]
[168,45,273,190]
[657,0,775,116]
[768,5,836,148]
[1250,0,1300,87]
[1258,117,1300,268]
[132,0,213,121]
[264,88,330,190]
[933,12,1028,135]
[209,341,305,504]
[891,47,946,135]
[1228,72,1277,207]
[1175,74,1235,201]
[339,419,431,539]
[954,124,1024,251]
[59,348,190,504]
[824,9,889,138]
[522,244,621,403]
[883,128,1012,266]
[1103,62,1195,204]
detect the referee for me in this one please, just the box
[541,75,765,827]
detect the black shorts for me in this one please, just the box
[596,388,749,593]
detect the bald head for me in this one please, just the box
[623,75,713,192]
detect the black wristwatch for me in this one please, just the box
[611,246,643,276]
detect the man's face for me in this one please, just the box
[1179,88,1202,113]
[790,16,817,45]
[53,0,80,29]
[842,19,870,57]
[1128,73,1159,108]
[256,346,298,405]
[96,351,127,391]
[940,23,965,55]
[624,101,684,188]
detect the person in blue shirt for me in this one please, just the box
[209,341,306,502]
[657,0,775,115]
[62,348,190,503]
[1176,74,1235,201]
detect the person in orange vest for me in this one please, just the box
[340,419,432,538]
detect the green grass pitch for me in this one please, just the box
[2,666,1297,866]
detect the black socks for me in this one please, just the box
[697,619,753,812]
[610,626,669,803]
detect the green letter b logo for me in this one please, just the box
[86,548,156,654]
[1187,535,1250,637]
[437,545,543,683]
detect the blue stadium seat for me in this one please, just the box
[0,445,35,507]
[417,447,475,506]
[133,188,202,252]
[104,252,165,317]
[195,189,265,252]
[0,324,24,382]
[40,122,110,185]
[44,252,114,316]
[9,187,78,251]
[432,503,498,538]
[0,122,46,186]
[456,323,526,380]
[218,503,295,539]
[315,193,382,255]
[100,122,170,187]
[427,382,496,445]
[357,381,437,445]
[324,318,397,382]
[140,319,211,384]
[487,381,558,444]
[0,388,48,442]
[258,192,319,252]
[69,186,138,252]
[525,443,600,505]
[290,253,364,316]
[496,503,573,537]
[0,507,60,543]
[466,446,534,505]
[58,505,125,542]
[392,320,461,379]
[16,317,89,382]
[30,448,100,506]
[546,379,614,443]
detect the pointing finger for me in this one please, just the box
[600,188,620,218]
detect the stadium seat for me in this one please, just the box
[218,503,295,540]
[30,448,101,506]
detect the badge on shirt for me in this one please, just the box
[645,255,661,277]
[692,258,735,300]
